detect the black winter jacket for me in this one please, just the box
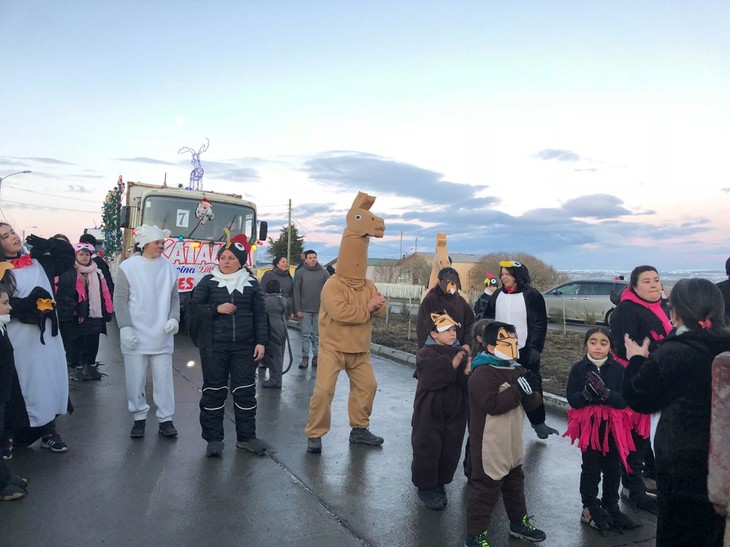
[610,292,671,362]
[190,272,268,347]
[624,330,730,510]
[565,355,626,410]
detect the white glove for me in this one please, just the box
[164,318,179,335]
[120,327,138,349]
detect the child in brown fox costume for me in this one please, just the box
[304,192,388,454]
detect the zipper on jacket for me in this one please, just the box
[231,294,236,343]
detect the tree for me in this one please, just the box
[371,254,431,286]
[101,185,123,258]
[467,252,570,293]
[267,224,305,264]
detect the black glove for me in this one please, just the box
[586,371,610,400]
[527,348,542,369]
[583,384,599,401]
[26,234,50,254]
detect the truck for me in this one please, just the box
[118,181,267,301]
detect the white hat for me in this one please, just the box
[134,224,170,248]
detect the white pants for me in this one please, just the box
[123,353,175,422]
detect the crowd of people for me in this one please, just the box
[2,219,729,547]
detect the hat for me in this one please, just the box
[265,279,280,294]
[217,228,250,268]
[484,272,498,287]
[134,224,170,248]
[429,311,461,333]
[73,242,95,254]
[79,233,97,246]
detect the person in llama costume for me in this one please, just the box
[304,192,388,454]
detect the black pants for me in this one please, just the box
[580,442,621,509]
[199,341,257,443]
[0,403,10,490]
[623,432,651,494]
[518,354,546,426]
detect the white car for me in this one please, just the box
[543,280,627,325]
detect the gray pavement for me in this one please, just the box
[1,325,657,546]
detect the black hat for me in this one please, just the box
[79,233,97,246]
[217,229,250,269]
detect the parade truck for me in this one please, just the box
[118,181,267,305]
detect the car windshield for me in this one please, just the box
[142,195,255,241]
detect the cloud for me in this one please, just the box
[118,157,176,165]
[302,151,497,206]
[561,194,633,218]
[722,187,730,193]
[18,156,74,166]
[533,149,581,162]
[66,185,93,193]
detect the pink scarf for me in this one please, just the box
[76,262,102,318]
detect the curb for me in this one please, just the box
[289,321,569,414]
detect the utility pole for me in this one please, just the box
[400,230,403,258]
[286,199,292,267]
[415,237,418,254]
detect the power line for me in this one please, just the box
[5,184,102,203]
[0,198,98,214]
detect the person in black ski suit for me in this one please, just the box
[189,231,269,458]
[623,278,730,546]
[261,279,288,389]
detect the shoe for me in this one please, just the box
[158,421,178,437]
[307,438,322,453]
[71,366,87,382]
[581,506,611,536]
[261,380,282,389]
[621,487,658,514]
[9,475,29,488]
[82,364,103,381]
[236,437,271,456]
[130,419,146,438]
[465,531,490,547]
[298,357,309,369]
[206,441,224,458]
[0,483,27,501]
[417,487,446,511]
[643,477,657,494]
[349,427,384,446]
[531,423,559,439]
[312,355,318,367]
[1,438,13,460]
[509,515,546,542]
[604,503,642,531]
[40,434,68,453]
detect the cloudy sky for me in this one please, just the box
[1,1,729,272]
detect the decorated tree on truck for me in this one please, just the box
[101,176,124,258]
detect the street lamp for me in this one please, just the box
[22,225,38,239]
[0,170,32,191]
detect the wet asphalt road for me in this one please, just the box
[1,325,657,546]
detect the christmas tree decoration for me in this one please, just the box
[101,175,124,258]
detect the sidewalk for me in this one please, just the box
[1,325,656,546]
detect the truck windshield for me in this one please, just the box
[142,195,255,241]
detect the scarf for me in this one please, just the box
[620,288,673,338]
[471,350,516,372]
[587,354,608,368]
[76,262,102,318]
[9,254,32,268]
[211,267,252,295]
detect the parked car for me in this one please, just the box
[543,280,627,325]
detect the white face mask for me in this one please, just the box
[0,314,10,327]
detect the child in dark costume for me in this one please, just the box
[564,327,641,534]
[465,320,546,547]
[411,311,470,510]
[0,280,30,500]
[261,279,288,389]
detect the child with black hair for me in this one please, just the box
[411,311,470,510]
[261,278,288,389]
[564,327,640,534]
[0,280,30,500]
[465,320,546,547]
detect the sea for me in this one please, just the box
[561,269,727,285]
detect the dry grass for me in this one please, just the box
[372,312,585,396]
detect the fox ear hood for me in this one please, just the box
[429,311,461,333]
